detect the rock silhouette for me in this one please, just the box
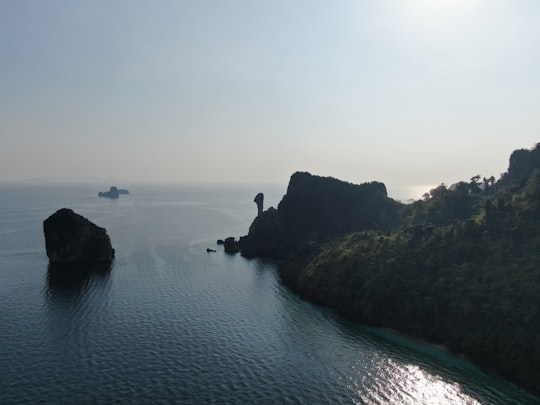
[43,208,115,263]
[98,186,129,198]
[240,172,400,258]
[254,193,264,216]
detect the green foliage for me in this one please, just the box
[402,181,480,227]
[276,144,540,393]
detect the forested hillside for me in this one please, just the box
[239,143,540,393]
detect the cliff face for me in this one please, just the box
[240,172,401,259]
[499,142,540,185]
[240,207,291,259]
[278,172,399,240]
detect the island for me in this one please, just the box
[43,208,115,263]
[224,143,540,394]
[98,186,129,198]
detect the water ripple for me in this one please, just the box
[1,185,539,404]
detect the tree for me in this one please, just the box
[429,184,447,199]
[470,175,482,193]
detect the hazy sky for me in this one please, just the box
[1,0,539,197]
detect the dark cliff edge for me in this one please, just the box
[230,145,540,394]
[239,172,402,259]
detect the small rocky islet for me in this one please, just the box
[43,208,115,263]
[98,186,129,199]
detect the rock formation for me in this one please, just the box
[239,207,287,258]
[98,186,119,198]
[220,172,401,258]
[222,237,240,254]
[277,172,398,239]
[239,172,401,259]
[98,186,129,198]
[43,208,115,263]
[254,193,264,216]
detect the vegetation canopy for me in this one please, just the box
[240,143,540,393]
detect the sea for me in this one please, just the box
[1,183,538,404]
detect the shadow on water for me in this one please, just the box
[46,261,113,301]
[42,262,114,365]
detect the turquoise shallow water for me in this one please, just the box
[0,183,538,404]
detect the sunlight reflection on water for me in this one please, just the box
[389,362,481,405]
[354,359,483,405]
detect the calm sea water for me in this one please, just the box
[1,183,538,404]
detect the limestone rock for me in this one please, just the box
[237,172,401,259]
[223,237,240,254]
[98,186,129,198]
[98,186,119,198]
[254,193,264,216]
[43,208,115,263]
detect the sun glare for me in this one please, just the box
[414,0,481,11]
[395,0,484,31]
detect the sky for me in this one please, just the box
[1,0,539,199]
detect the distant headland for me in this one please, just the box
[98,186,129,199]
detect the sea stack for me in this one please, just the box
[254,193,264,216]
[43,208,115,263]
